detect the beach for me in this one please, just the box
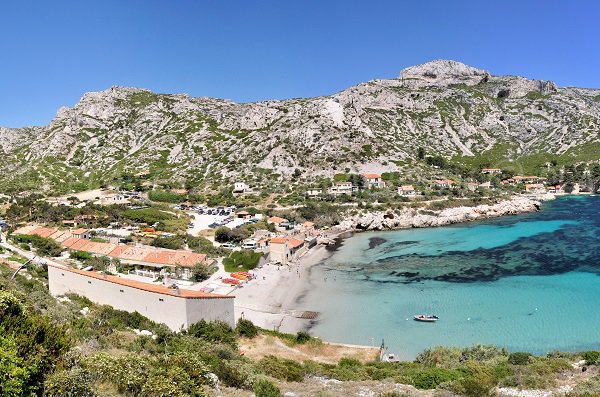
[233,243,333,334]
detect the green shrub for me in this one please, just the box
[70,250,93,261]
[451,362,496,397]
[148,190,187,203]
[186,320,237,347]
[253,378,282,397]
[461,344,508,363]
[583,351,600,365]
[295,331,311,344]
[415,346,462,367]
[258,355,304,382]
[43,367,96,397]
[191,263,211,282]
[12,234,63,257]
[237,318,258,338]
[411,367,465,389]
[223,250,262,272]
[570,375,600,396]
[214,360,258,389]
[508,352,532,365]
[151,235,185,250]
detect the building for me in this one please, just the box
[232,182,251,196]
[235,211,252,219]
[305,188,323,197]
[479,181,492,189]
[267,216,288,226]
[397,185,416,196]
[432,179,455,189]
[72,228,91,240]
[481,168,502,174]
[525,184,547,194]
[329,181,353,195]
[363,174,386,189]
[47,264,235,331]
[269,237,305,265]
[547,185,562,194]
[14,226,212,281]
[97,194,130,206]
[466,183,479,191]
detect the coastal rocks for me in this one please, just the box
[340,197,541,232]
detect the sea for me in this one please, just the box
[302,195,600,359]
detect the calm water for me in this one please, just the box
[303,195,600,359]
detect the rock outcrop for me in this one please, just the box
[339,197,541,231]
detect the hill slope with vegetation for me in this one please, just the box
[1,60,600,194]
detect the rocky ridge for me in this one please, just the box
[1,60,599,192]
[338,196,542,231]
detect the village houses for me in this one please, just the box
[397,185,417,196]
[363,173,386,189]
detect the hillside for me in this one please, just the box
[1,59,600,193]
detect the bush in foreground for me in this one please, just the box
[237,318,258,338]
[253,378,282,397]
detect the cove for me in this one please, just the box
[303,195,600,359]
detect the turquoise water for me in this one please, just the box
[303,196,600,358]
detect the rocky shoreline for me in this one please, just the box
[338,196,547,232]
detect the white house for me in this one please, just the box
[481,168,502,174]
[329,181,354,195]
[269,237,305,265]
[232,182,251,195]
[305,188,323,197]
[47,264,235,331]
[397,185,416,196]
[363,174,386,189]
[432,179,456,189]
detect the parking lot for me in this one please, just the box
[178,205,263,236]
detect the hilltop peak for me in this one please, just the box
[400,59,489,79]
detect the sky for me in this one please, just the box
[1,0,599,127]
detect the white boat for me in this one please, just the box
[414,314,439,322]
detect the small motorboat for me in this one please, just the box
[414,314,439,322]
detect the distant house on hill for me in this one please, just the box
[232,182,251,196]
[305,188,323,197]
[432,179,455,189]
[481,168,502,174]
[329,181,354,195]
[363,174,386,189]
[397,185,416,196]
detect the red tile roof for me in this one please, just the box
[363,173,381,179]
[268,216,288,224]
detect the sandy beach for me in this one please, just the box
[233,243,334,334]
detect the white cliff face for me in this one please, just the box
[339,197,541,231]
[0,60,599,190]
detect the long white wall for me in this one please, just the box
[48,266,235,331]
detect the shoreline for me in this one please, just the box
[233,193,599,341]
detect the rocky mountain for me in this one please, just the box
[1,60,599,193]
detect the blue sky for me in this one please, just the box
[1,0,598,127]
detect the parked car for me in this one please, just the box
[241,241,258,250]
[221,243,236,249]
